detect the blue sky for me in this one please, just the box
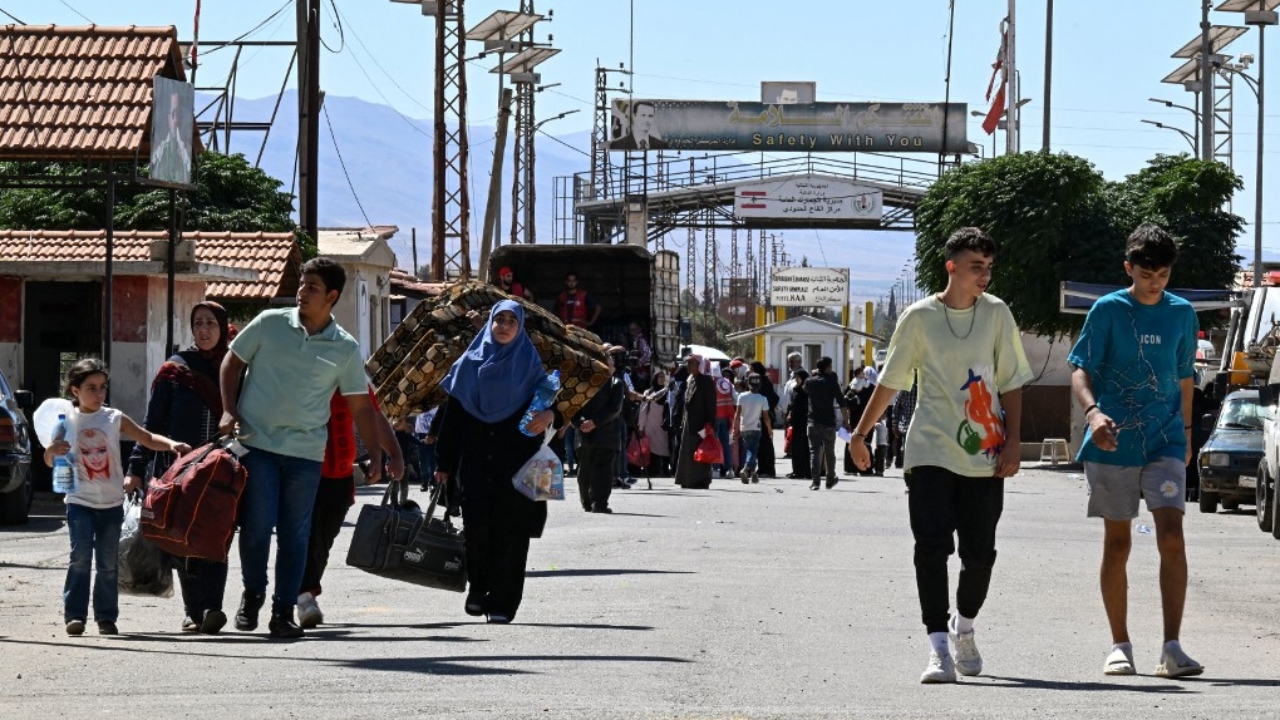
[7,1,1275,302]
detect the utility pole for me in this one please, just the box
[295,0,320,242]
[1043,0,1054,150]
[480,88,514,280]
[1006,0,1018,154]
[1201,0,1214,162]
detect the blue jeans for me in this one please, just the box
[64,503,124,623]
[740,430,762,472]
[714,418,733,475]
[563,426,577,469]
[239,448,322,616]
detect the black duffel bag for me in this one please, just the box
[345,480,466,592]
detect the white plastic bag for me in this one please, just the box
[118,495,174,598]
[32,397,75,447]
[512,433,564,502]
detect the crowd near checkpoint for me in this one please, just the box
[24,222,1220,684]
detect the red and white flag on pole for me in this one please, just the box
[982,20,1009,136]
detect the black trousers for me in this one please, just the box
[576,445,616,510]
[172,555,229,617]
[907,466,1004,634]
[301,476,355,597]
[465,518,531,619]
[789,427,811,478]
[757,431,776,476]
[873,446,887,476]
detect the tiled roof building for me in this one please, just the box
[0,24,186,159]
[0,229,299,300]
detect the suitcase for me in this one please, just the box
[140,436,247,563]
[345,481,467,593]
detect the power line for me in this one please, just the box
[57,0,91,23]
[332,1,432,115]
[0,7,25,23]
[323,104,372,228]
[319,0,346,54]
[536,127,591,159]
[199,1,291,58]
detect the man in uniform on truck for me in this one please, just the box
[556,271,602,330]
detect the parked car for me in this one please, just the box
[0,366,35,525]
[1197,389,1265,514]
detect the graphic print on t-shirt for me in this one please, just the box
[76,426,120,483]
[956,365,1005,459]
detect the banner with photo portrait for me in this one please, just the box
[149,76,195,187]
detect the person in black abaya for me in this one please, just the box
[434,300,557,624]
[749,361,779,477]
[674,355,717,489]
[785,369,811,479]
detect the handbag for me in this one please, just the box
[141,435,247,562]
[626,433,651,468]
[345,481,467,592]
[784,426,793,455]
[513,435,565,501]
[693,423,724,465]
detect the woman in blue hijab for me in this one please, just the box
[435,300,557,623]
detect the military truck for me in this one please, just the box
[487,244,680,367]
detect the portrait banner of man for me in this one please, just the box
[150,76,195,187]
[761,81,816,105]
[609,98,668,152]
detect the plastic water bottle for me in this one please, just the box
[519,371,560,437]
[52,414,74,494]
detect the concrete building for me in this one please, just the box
[317,227,398,359]
[726,314,882,382]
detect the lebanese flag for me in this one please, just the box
[982,22,1008,135]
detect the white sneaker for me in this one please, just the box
[297,592,324,629]
[1155,644,1203,678]
[1103,644,1136,675]
[948,616,982,676]
[920,651,957,684]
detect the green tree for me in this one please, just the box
[914,152,1241,337]
[0,151,313,258]
[1109,153,1243,293]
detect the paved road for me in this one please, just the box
[3,451,1280,719]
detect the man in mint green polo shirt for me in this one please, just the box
[219,257,384,638]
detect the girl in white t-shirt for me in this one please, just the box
[41,358,190,637]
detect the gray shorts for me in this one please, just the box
[1084,456,1186,520]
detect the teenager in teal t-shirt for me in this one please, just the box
[1069,223,1203,680]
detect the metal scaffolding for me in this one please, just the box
[509,0,536,244]
[431,0,472,280]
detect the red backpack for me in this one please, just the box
[141,437,248,562]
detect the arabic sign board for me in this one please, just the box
[735,177,882,222]
[770,267,850,307]
[608,99,968,153]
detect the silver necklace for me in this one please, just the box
[937,294,977,340]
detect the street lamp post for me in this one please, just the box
[1140,118,1198,152]
[1149,97,1201,154]
[1220,58,1269,289]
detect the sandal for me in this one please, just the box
[1104,645,1136,676]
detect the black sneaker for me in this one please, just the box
[591,506,613,514]
[200,609,227,635]
[181,615,200,632]
[97,621,118,635]
[809,482,820,491]
[235,591,265,632]
[267,614,304,639]
[65,618,85,636]
[826,478,840,489]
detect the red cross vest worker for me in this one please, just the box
[555,270,601,329]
